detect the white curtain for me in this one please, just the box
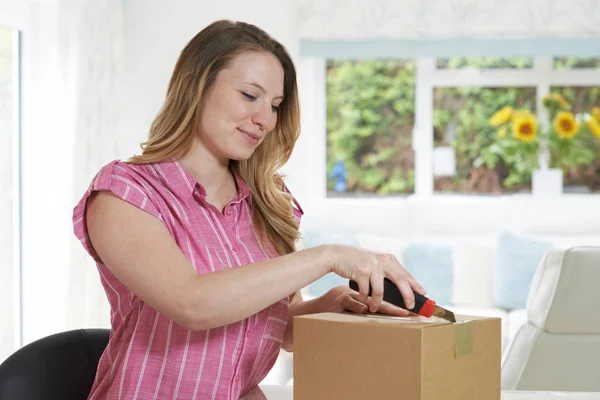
[58,0,126,330]
[298,0,600,40]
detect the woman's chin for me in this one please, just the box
[227,147,256,162]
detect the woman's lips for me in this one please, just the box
[238,128,261,144]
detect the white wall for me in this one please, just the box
[123,0,310,201]
[19,1,75,345]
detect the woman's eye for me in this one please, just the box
[271,105,280,112]
[242,92,257,101]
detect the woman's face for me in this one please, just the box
[197,51,285,162]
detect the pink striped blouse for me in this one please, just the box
[72,159,302,400]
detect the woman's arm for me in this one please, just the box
[86,191,331,331]
[87,191,424,332]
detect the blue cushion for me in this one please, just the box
[402,242,453,305]
[493,232,553,310]
[301,231,359,297]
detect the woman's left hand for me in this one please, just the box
[322,285,417,317]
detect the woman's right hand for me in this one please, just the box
[325,245,426,314]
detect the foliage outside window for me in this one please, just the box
[553,57,600,69]
[437,57,533,69]
[486,89,600,191]
[326,57,600,196]
[434,86,536,193]
[326,59,415,196]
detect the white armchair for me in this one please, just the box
[501,246,600,392]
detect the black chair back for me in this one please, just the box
[0,328,109,400]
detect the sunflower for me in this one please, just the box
[554,112,579,139]
[592,107,600,122]
[489,106,513,127]
[543,93,570,109]
[555,94,569,109]
[588,117,600,139]
[511,112,537,143]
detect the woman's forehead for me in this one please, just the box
[220,52,284,94]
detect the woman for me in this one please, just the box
[73,19,426,399]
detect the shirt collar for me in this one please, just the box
[152,158,251,202]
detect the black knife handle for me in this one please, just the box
[349,278,430,314]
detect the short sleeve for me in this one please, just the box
[72,160,163,262]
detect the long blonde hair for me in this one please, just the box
[128,20,301,256]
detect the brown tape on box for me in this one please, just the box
[454,320,473,358]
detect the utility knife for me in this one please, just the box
[349,278,456,323]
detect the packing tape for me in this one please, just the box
[454,321,473,358]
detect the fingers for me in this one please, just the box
[355,274,371,303]
[376,301,412,317]
[395,279,416,310]
[392,259,425,296]
[368,268,384,313]
[348,292,415,318]
[407,275,426,296]
[382,253,426,307]
[340,294,368,314]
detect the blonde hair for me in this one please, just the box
[128,20,301,256]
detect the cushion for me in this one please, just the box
[493,232,553,310]
[452,241,495,307]
[402,242,453,305]
[501,323,600,391]
[527,247,600,334]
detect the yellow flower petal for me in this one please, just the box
[512,113,538,143]
[592,107,600,122]
[588,117,600,139]
[543,93,569,110]
[554,112,579,139]
[490,106,513,127]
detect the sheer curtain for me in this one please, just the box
[298,0,600,40]
[58,0,127,330]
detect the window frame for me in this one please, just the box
[301,56,600,200]
[1,8,26,358]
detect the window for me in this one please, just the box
[326,59,415,197]
[0,25,20,362]
[548,85,600,193]
[321,56,600,197]
[433,86,536,194]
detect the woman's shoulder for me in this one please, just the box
[73,159,166,262]
[74,159,168,220]
[88,159,164,191]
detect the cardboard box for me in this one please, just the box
[293,312,501,400]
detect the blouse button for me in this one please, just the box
[232,244,240,252]
[225,209,232,216]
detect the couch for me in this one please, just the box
[502,246,600,392]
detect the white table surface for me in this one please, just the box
[257,385,600,399]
